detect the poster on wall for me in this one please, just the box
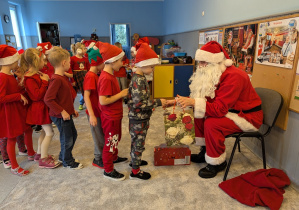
[204,30,219,44]
[223,24,258,74]
[199,33,204,44]
[5,35,17,48]
[295,80,299,100]
[255,17,299,69]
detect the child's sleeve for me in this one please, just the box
[44,78,64,115]
[25,77,48,101]
[83,74,96,91]
[131,77,159,111]
[85,58,90,70]
[0,78,21,103]
[98,78,113,96]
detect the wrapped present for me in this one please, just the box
[164,104,195,146]
[154,144,191,166]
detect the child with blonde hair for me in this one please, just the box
[44,47,82,169]
[20,48,59,168]
[0,45,35,176]
[68,42,90,110]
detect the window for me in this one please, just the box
[110,23,131,58]
[9,5,22,49]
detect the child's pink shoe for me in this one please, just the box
[39,157,60,169]
[3,160,11,169]
[34,153,41,162]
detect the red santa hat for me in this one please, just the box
[135,43,160,67]
[195,41,233,68]
[131,37,150,55]
[0,45,19,66]
[82,39,96,49]
[95,42,124,64]
[18,49,24,55]
[36,42,52,55]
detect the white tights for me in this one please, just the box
[37,124,54,159]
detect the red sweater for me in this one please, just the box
[44,74,75,118]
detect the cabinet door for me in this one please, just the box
[174,65,194,97]
[153,66,174,98]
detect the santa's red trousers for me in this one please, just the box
[101,116,122,173]
[194,117,242,165]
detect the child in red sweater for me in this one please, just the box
[20,48,59,169]
[44,46,82,169]
[0,45,35,176]
[83,44,105,168]
[97,42,128,181]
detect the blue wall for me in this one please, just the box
[163,0,299,35]
[24,1,163,37]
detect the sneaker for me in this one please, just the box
[130,170,151,180]
[3,160,11,169]
[58,158,79,163]
[28,153,37,161]
[63,161,83,169]
[103,169,125,181]
[129,160,148,167]
[18,150,28,156]
[92,158,104,169]
[113,156,128,164]
[39,157,60,169]
[34,153,41,162]
[78,105,83,110]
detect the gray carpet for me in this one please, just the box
[0,95,298,210]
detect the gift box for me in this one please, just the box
[164,105,195,146]
[154,144,191,166]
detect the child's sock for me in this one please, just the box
[24,127,35,156]
[132,168,140,175]
[7,138,18,169]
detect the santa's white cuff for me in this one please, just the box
[195,137,205,146]
[194,98,206,119]
[225,112,258,132]
[205,152,226,165]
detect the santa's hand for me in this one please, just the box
[176,95,195,108]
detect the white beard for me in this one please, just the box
[189,63,223,99]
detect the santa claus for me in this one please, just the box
[169,41,263,178]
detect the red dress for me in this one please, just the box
[24,74,51,125]
[0,73,28,138]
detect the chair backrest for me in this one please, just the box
[255,87,283,128]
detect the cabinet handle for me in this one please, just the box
[175,80,178,84]
[170,80,172,84]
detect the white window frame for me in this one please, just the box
[9,4,22,49]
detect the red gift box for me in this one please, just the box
[154,144,191,166]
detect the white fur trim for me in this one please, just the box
[195,49,225,63]
[0,52,19,65]
[224,59,233,66]
[135,58,160,67]
[104,51,125,64]
[195,137,205,146]
[88,42,96,49]
[226,112,259,132]
[194,98,206,119]
[205,151,226,165]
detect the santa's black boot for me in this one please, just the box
[198,161,227,178]
[191,146,206,163]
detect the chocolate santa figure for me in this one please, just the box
[173,41,263,178]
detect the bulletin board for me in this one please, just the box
[289,59,299,113]
[198,28,224,49]
[197,13,299,130]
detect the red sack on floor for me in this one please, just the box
[219,168,290,210]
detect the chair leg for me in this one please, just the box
[238,140,241,152]
[223,137,240,181]
[260,136,266,169]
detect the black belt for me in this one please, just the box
[229,105,262,114]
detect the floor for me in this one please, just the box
[0,95,298,210]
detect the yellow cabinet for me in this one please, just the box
[153,65,174,98]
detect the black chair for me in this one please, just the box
[223,87,283,181]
